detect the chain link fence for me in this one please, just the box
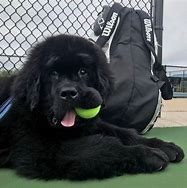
[0,0,153,73]
[166,66,187,95]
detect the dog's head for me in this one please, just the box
[13,35,113,128]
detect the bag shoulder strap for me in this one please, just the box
[136,10,158,62]
[96,3,123,47]
[136,10,173,99]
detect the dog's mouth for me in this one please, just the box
[48,110,77,128]
[60,111,76,127]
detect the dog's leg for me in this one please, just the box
[139,137,184,163]
[9,134,169,180]
[53,135,169,180]
[57,135,168,180]
[96,121,184,163]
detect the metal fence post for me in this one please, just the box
[153,0,164,64]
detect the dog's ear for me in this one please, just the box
[97,67,113,102]
[26,73,41,111]
[12,68,41,111]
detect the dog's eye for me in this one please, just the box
[51,71,59,79]
[78,68,87,77]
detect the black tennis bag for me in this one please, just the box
[90,3,173,133]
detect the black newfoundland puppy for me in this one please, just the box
[0,34,184,180]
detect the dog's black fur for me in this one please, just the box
[0,35,184,180]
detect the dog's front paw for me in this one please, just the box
[159,142,184,163]
[128,145,169,173]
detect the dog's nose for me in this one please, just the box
[60,87,78,100]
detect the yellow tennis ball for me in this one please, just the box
[75,105,101,119]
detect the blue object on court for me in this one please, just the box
[0,97,13,120]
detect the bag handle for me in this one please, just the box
[96,3,123,47]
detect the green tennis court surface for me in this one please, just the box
[0,127,186,188]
